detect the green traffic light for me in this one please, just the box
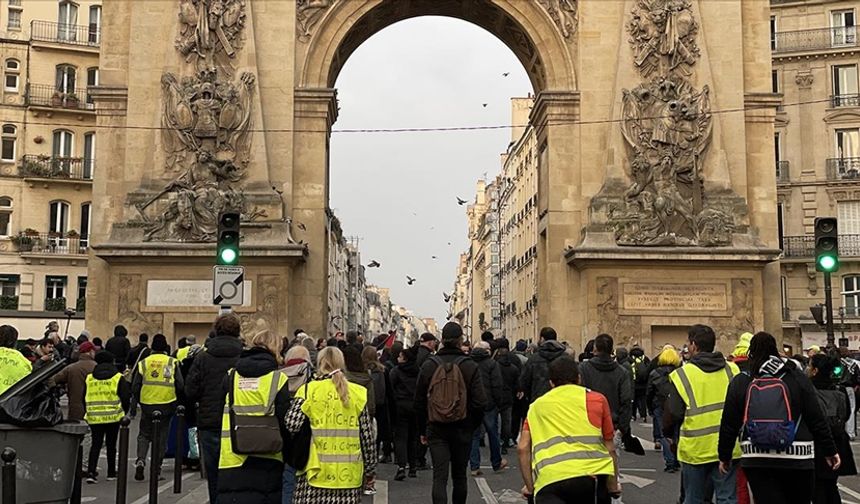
[220,248,238,264]
[818,255,837,272]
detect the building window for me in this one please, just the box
[88,6,100,44]
[777,202,785,251]
[46,275,67,310]
[0,198,12,237]
[49,201,69,235]
[772,70,779,93]
[55,65,77,94]
[80,202,90,247]
[58,1,79,41]
[0,276,17,297]
[52,129,74,159]
[832,64,859,107]
[1,125,15,162]
[7,9,21,30]
[832,9,857,46]
[83,132,94,178]
[85,67,98,105]
[76,276,86,311]
[770,15,777,50]
[4,59,19,93]
[844,275,860,316]
[780,276,789,320]
[836,128,860,165]
[838,201,860,235]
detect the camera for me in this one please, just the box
[64,307,76,317]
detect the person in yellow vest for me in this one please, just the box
[286,346,377,504]
[131,333,184,481]
[217,328,291,504]
[517,355,619,503]
[0,324,30,396]
[663,324,741,504]
[84,350,131,484]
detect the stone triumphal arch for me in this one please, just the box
[87,0,781,351]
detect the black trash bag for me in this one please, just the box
[0,382,63,427]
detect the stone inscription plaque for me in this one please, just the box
[622,283,728,313]
[147,280,252,308]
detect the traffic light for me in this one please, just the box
[814,217,839,273]
[217,211,240,265]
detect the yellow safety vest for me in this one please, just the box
[0,347,31,396]
[85,374,124,424]
[297,379,367,489]
[176,347,190,362]
[137,354,177,405]
[219,369,289,469]
[527,384,614,496]
[669,362,742,465]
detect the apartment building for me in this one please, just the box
[463,178,502,338]
[345,239,368,334]
[772,0,860,350]
[0,0,100,336]
[326,210,349,335]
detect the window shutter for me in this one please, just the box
[838,201,860,234]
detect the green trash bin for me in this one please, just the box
[0,421,88,504]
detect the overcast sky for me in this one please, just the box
[330,17,533,326]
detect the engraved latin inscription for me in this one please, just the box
[623,283,727,312]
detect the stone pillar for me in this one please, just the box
[532,91,582,343]
[290,88,338,337]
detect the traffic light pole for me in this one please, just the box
[824,271,836,348]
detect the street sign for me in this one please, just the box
[213,265,244,306]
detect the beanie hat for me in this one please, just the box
[95,350,115,365]
[114,325,128,338]
[441,322,463,342]
[732,332,753,358]
[78,341,95,354]
[515,339,527,352]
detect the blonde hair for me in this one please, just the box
[317,346,350,407]
[657,347,681,367]
[285,344,310,363]
[251,330,282,363]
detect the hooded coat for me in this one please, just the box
[495,351,520,409]
[184,334,243,431]
[519,340,567,403]
[580,353,634,433]
[389,358,420,411]
[471,347,504,410]
[664,351,731,438]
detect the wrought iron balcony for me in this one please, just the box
[25,84,94,111]
[773,26,858,53]
[30,20,100,47]
[19,155,93,180]
[831,94,860,108]
[13,232,88,255]
[776,160,790,183]
[782,234,860,258]
[826,157,860,180]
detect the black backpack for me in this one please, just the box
[816,388,848,437]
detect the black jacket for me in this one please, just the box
[519,340,567,403]
[105,336,131,372]
[495,351,520,409]
[127,343,150,369]
[390,359,419,412]
[811,379,857,479]
[718,356,837,470]
[84,362,132,415]
[629,347,650,392]
[217,347,291,504]
[415,346,488,434]
[645,365,676,412]
[471,347,504,410]
[580,354,633,434]
[416,345,433,369]
[184,334,243,431]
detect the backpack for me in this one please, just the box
[427,356,468,423]
[816,388,848,437]
[632,356,649,385]
[743,375,798,451]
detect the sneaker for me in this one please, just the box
[363,485,376,496]
[86,475,97,484]
[394,467,406,481]
[494,459,509,472]
[106,475,117,482]
[470,469,483,477]
[133,462,145,482]
[408,468,417,478]
[654,442,662,451]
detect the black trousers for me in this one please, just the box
[88,422,120,477]
[394,406,418,469]
[427,423,472,504]
[534,475,610,504]
[745,467,814,504]
[814,477,842,504]
[376,404,392,456]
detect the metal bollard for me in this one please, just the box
[173,406,185,494]
[149,410,162,504]
[70,444,82,504]
[116,416,131,504]
[1,447,16,504]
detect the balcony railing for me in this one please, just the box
[45,297,67,312]
[30,20,100,47]
[13,233,88,255]
[783,234,860,257]
[777,160,790,183]
[19,155,93,180]
[25,84,94,111]
[773,26,858,53]
[831,94,860,108]
[826,157,860,180]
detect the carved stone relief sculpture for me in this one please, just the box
[538,0,577,39]
[608,0,735,247]
[297,0,336,42]
[177,0,247,74]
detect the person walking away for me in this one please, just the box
[630,345,650,422]
[728,333,753,504]
[390,346,420,481]
[519,356,620,503]
[217,329,290,504]
[286,346,377,504]
[343,345,376,418]
[132,333,184,481]
[417,333,438,369]
[51,340,97,472]
[185,314,243,504]
[520,327,567,404]
[469,341,507,475]
[415,322,488,504]
[127,333,150,370]
[0,325,30,395]
[495,345,521,452]
[281,345,314,504]
[105,325,131,373]
[838,347,860,440]
[808,352,857,504]
[84,350,131,484]
[645,345,680,473]
[363,346,391,468]
[718,332,839,504]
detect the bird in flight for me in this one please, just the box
[431,255,437,260]
[406,276,416,285]
[443,292,452,303]
[457,197,468,206]
[502,72,510,77]
[368,260,381,268]
[482,103,488,108]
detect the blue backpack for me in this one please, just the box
[743,375,798,450]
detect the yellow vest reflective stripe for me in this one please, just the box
[137,354,177,405]
[669,362,742,465]
[219,370,288,470]
[176,347,190,362]
[297,379,367,489]
[0,347,31,396]
[526,384,614,496]
[85,374,124,424]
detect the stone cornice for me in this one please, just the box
[745,92,782,123]
[530,90,580,139]
[294,87,339,127]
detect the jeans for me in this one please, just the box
[88,422,120,477]
[282,464,296,504]
[136,409,173,471]
[470,408,502,471]
[428,423,473,504]
[198,429,220,504]
[652,406,678,469]
[394,406,418,469]
[681,461,737,504]
[499,406,512,444]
